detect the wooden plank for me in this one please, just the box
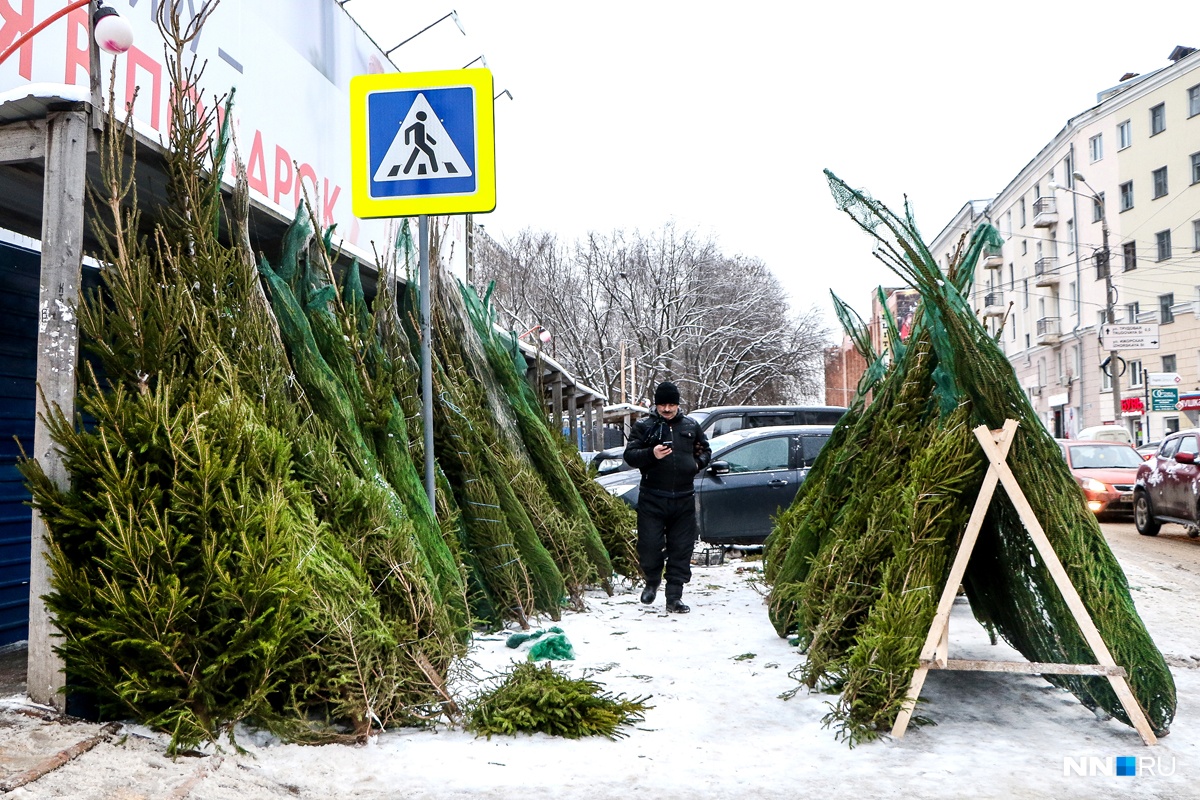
[27,109,88,710]
[0,119,46,164]
[891,421,1016,738]
[0,722,121,792]
[977,429,1158,745]
[922,659,1127,677]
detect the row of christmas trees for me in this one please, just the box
[20,38,635,751]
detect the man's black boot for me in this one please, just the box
[665,584,689,614]
[640,582,659,605]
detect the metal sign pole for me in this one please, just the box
[419,213,436,510]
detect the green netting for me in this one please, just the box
[765,170,1175,745]
[460,284,616,588]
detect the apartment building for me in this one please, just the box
[965,46,1200,443]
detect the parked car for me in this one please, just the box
[1057,440,1144,517]
[689,405,846,438]
[592,404,847,476]
[595,425,834,545]
[1136,440,1161,461]
[589,446,629,475]
[1075,424,1134,445]
[1134,428,1200,536]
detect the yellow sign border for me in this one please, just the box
[350,68,496,218]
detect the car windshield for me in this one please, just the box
[1068,444,1144,469]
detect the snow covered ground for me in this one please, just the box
[2,522,1198,799]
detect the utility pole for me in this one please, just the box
[1070,172,1122,428]
[1091,186,1122,426]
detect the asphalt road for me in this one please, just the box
[1100,517,1200,571]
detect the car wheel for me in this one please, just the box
[1133,492,1161,537]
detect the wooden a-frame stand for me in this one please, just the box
[890,419,1158,746]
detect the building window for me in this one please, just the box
[1008,263,1015,290]
[1192,152,1200,184]
[1126,301,1140,323]
[1190,83,1200,117]
[1194,219,1200,251]
[1153,166,1169,198]
[1119,181,1134,211]
[1150,103,1166,135]
[1092,193,1105,222]
[1023,279,1029,308]
[1129,359,1143,387]
[1004,210,1012,238]
[1157,229,1172,261]
[1161,293,1175,323]
[1025,332,1031,350]
[1118,119,1132,149]
[1163,354,1177,373]
[1019,198,1027,227]
[1066,220,1074,253]
[1123,240,1137,271]
[1089,134,1102,162]
[1021,239,1028,255]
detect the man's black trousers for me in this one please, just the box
[636,491,695,588]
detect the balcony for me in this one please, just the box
[983,291,1006,317]
[1036,316,1061,344]
[982,247,1003,269]
[1032,196,1058,228]
[1034,255,1059,287]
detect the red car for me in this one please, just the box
[1134,429,1200,536]
[1058,440,1144,516]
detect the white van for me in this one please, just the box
[1075,425,1134,445]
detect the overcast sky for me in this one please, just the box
[343,0,1192,332]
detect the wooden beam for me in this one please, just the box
[923,659,1127,677]
[27,109,88,710]
[0,119,47,164]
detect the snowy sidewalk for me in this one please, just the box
[1,552,1197,799]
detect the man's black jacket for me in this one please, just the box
[624,412,712,497]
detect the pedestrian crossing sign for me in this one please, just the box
[350,69,496,218]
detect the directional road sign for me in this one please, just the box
[350,69,496,218]
[1100,323,1160,351]
[1147,371,1182,386]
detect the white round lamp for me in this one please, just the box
[93,3,134,55]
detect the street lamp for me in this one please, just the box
[385,10,466,57]
[1055,172,1120,426]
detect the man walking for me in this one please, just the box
[624,381,711,613]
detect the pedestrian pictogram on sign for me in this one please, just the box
[350,69,495,218]
[373,94,473,182]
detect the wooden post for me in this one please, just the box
[550,374,563,439]
[582,396,594,449]
[566,384,578,447]
[27,108,89,709]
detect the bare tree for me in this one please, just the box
[475,223,829,409]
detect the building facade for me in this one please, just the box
[963,46,1200,443]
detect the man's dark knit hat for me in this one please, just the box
[654,381,681,405]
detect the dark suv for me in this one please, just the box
[1133,429,1200,536]
[690,405,846,438]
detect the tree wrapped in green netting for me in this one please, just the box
[765,170,1175,745]
[458,284,621,587]
[19,14,465,751]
